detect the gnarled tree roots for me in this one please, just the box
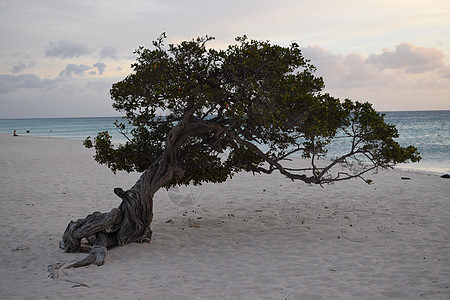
[60,187,153,268]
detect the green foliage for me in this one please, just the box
[85,34,420,186]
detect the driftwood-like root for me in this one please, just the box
[66,245,107,268]
[60,187,153,268]
[60,209,121,253]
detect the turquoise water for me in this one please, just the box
[0,117,128,143]
[0,111,449,174]
[383,110,449,174]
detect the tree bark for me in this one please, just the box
[60,106,198,267]
[60,156,173,268]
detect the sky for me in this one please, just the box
[1,0,449,118]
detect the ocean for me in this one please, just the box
[383,110,449,174]
[0,111,449,174]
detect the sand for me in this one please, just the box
[0,133,449,299]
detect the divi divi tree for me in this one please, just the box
[59,34,420,267]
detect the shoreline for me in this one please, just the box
[1,109,449,120]
[1,133,448,177]
[395,165,450,176]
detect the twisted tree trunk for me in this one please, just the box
[60,106,205,267]
[60,157,174,268]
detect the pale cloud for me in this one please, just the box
[10,60,26,74]
[99,46,119,60]
[302,43,450,92]
[301,46,387,89]
[10,60,35,74]
[45,41,92,59]
[86,78,116,93]
[0,74,41,93]
[93,62,106,75]
[0,76,119,118]
[367,43,446,74]
[0,74,62,94]
[440,66,450,79]
[299,42,450,110]
[58,64,91,78]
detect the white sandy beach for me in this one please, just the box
[0,133,449,299]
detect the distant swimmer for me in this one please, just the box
[13,130,18,136]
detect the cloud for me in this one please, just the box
[45,40,92,59]
[301,46,386,89]
[0,74,40,93]
[99,46,119,60]
[367,43,446,73]
[440,66,450,79]
[301,43,450,91]
[58,64,91,77]
[86,78,115,93]
[10,60,26,74]
[0,71,115,97]
[0,74,62,94]
[10,60,35,74]
[93,62,106,75]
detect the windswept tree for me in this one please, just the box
[60,34,420,267]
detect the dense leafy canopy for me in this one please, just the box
[84,34,420,187]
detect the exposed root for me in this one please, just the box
[65,245,107,268]
[59,186,153,267]
[47,262,65,279]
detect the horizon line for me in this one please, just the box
[1,109,450,120]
